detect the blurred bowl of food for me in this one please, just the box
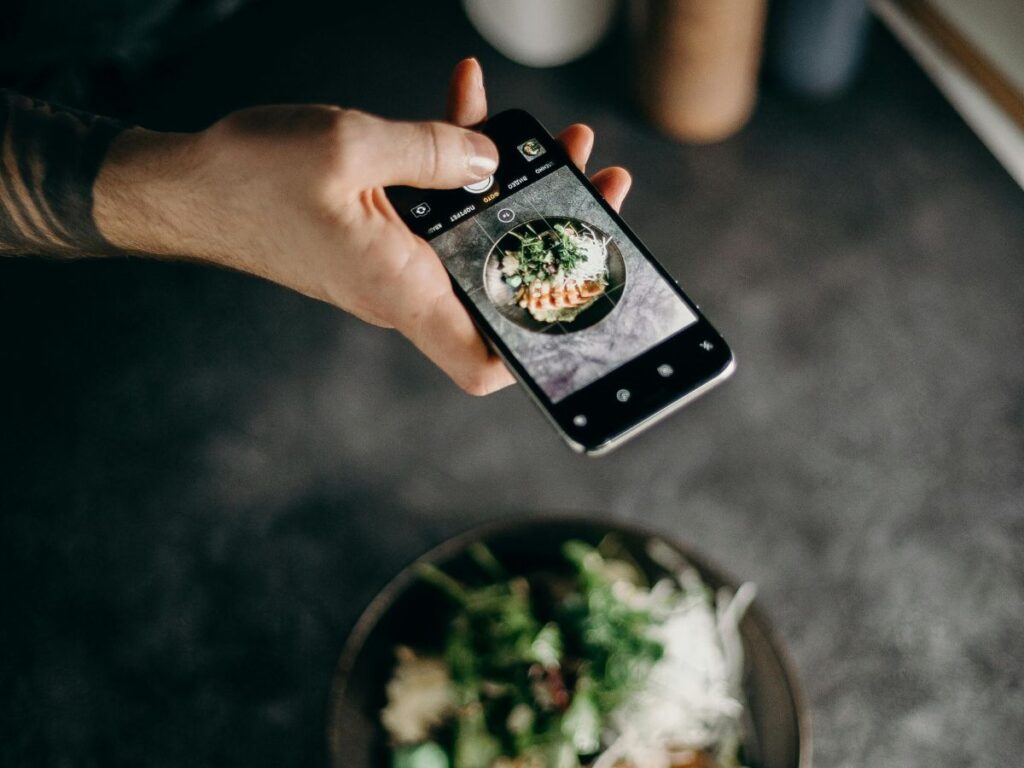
[327,515,810,768]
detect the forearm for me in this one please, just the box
[0,89,126,258]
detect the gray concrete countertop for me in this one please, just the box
[1,2,1021,766]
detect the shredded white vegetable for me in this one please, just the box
[562,224,611,284]
[593,544,757,768]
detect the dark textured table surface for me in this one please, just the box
[2,2,1022,766]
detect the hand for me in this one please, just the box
[95,59,632,395]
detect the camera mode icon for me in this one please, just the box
[410,202,431,218]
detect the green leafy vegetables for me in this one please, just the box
[381,539,755,768]
[499,221,611,324]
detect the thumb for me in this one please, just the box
[357,114,498,189]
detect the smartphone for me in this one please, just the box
[386,109,734,455]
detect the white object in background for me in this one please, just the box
[873,0,1024,189]
[463,0,618,68]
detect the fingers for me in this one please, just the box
[447,58,488,127]
[590,167,632,212]
[557,123,594,171]
[379,63,624,392]
[358,113,498,189]
[381,239,515,395]
[555,124,631,210]
[406,289,516,395]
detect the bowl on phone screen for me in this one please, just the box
[483,217,627,334]
[327,515,811,768]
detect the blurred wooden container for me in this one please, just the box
[631,0,769,142]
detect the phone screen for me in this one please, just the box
[388,109,732,452]
[394,115,697,403]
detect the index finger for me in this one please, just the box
[447,58,488,127]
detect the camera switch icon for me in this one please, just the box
[410,202,431,218]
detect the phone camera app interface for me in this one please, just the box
[517,138,546,161]
[432,166,697,402]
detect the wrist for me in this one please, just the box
[93,126,214,261]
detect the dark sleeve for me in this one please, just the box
[0,89,126,257]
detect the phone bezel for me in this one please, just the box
[387,108,735,454]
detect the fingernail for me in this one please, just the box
[468,57,483,86]
[465,132,498,178]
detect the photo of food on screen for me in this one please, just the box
[433,167,697,402]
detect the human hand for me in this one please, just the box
[95,59,632,394]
